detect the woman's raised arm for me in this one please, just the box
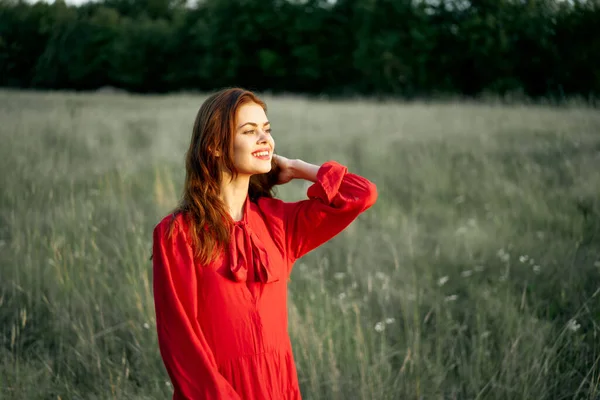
[280,159,378,265]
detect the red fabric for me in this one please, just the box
[152,161,377,400]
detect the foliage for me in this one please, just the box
[0,0,599,99]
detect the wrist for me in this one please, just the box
[289,159,319,182]
[288,159,302,180]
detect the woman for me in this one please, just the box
[152,87,378,400]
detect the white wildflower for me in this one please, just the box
[375,271,388,281]
[519,255,529,263]
[438,276,449,286]
[351,281,358,289]
[143,322,150,329]
[594,261,600,268]
[338,292,346,300]
[461,270,473,278]
[165,381,172,387]
[480,331,491,339]
[497,248,510,263]
[444,294,458,302]
[455,226,468,235]
[374,322,385,332]
[533,265,541,274]
[333,272,345,280]
[385,318,395,325]
[467,218,477,227]
[567,319,580,332]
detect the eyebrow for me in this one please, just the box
[237,121,270,130]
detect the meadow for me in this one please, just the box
[1,89,599,400]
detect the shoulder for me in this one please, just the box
[254,196,296,222]
[153,212,190,242]
[252,196,297,233]
[255,196,285,211]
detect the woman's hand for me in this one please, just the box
[273,154,319,184]
[272,154,295,185]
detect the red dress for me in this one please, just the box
[152,161,378,400]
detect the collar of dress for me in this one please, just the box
[228,197,278,284]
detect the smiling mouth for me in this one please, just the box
[252,150,270,158]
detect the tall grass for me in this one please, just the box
[1,89,599,399]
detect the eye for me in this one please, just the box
[243,129,255,135]
[266,128,272,134]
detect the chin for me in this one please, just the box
[256,166,272,175]
[252,160,272,175]
[240,166,271,176]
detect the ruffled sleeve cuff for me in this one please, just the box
[306,160,348,204]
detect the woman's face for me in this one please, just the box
[230,102,275,177]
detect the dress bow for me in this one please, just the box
[229,221,277,283]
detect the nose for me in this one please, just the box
[257,128,270,144]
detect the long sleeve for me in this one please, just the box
[152,217,242,400]
[283,160,378,264]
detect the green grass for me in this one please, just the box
[1,89,599,400]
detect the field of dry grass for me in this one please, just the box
[1,89,599,399]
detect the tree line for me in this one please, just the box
[1,0,599,100]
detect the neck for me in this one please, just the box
[219,172,251,222]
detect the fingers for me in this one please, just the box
[273,153,288,161]
[272,153,285,165]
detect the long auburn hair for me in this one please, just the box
[166,88,280,265]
